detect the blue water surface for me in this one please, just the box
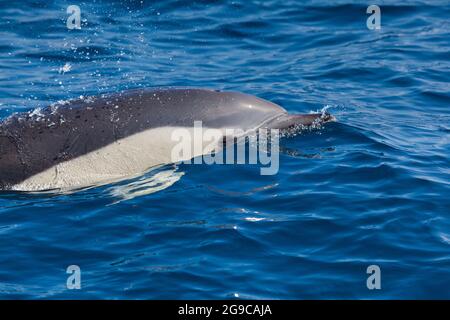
[0,0,449,299]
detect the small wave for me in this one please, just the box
[108,165,184,203]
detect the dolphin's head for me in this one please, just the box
[212,91,336,132]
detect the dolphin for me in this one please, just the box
[0,88,334,191]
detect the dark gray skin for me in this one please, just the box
[0,88,334,190]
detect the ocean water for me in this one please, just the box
[0,0,449,299]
